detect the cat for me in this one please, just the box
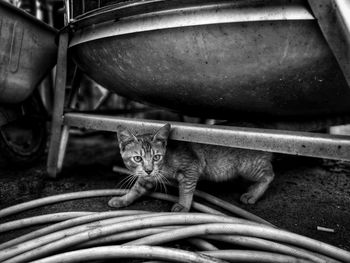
[108,123,274,212]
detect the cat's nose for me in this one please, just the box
[145,169,153,175]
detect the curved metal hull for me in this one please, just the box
[70,0,350,118]
[0,2,57,104]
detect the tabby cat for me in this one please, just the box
[108,124,274,212]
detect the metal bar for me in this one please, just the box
[64,113,350,161]
[47,32,69,178]
[67,66,83,109]
[57,125,70,171]
[93,90,111,111]
[308,0,350,88]
[64,0,71,25]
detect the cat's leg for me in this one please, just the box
[171,172,199,212]
[240,163,275,205]
[108,177,154,208]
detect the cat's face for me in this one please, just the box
[117,124,170,177]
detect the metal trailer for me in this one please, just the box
[0,1,57,164]
[47,0,350,178]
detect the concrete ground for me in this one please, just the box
[0,132,349,254]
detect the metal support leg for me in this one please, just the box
[54,67,84,172]
[308,0,350,87]
[47,32,69,178]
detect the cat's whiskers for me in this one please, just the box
[117,173,137,190]
[154,172,168,194]
[116,174,132,189]
[158,171,170,186]
[126,174,138,191]
[153,173,160,193]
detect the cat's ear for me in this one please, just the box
[152,123,171,144]
[116,125,137,150]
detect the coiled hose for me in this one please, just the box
[0,187,349,263]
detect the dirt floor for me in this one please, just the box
[0,132,349,254]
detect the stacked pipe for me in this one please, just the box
[0,188,349,263]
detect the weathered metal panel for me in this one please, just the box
[0,1,57,103]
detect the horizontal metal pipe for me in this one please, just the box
[64,113,350,161]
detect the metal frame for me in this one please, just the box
[47,2,350,178]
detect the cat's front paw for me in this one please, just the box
[108,197,129,208]
[240,192,258,205]
[171,203,190,212]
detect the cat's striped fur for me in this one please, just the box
[109,124,274,212]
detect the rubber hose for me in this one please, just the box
[0,190,225,219]
[205,235,338,263]
[126,223,350,262]
[0,190,129,218]
[28,245,226,263]
[76,227,177,248]
[2,213,252,263]
[192,188,273,226]
[1,214,242,262]
[202,249,311,263]
[150,192,225,215]
[0,210,150,250]
[1,213,170,261]
[1,189,348,263]
[187,238,218,251]
[0,212,93,233]
[77,227,217,252]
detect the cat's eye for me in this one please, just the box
[153,155,162,161]
[133,156,143,163]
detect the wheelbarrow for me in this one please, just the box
[0,1,57,165]
[47,0,350,177]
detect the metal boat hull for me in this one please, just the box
[70,0,350,118]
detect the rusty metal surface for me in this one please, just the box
[0,1,57,104]
[64,113,350,161]
[69,0,350,118]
